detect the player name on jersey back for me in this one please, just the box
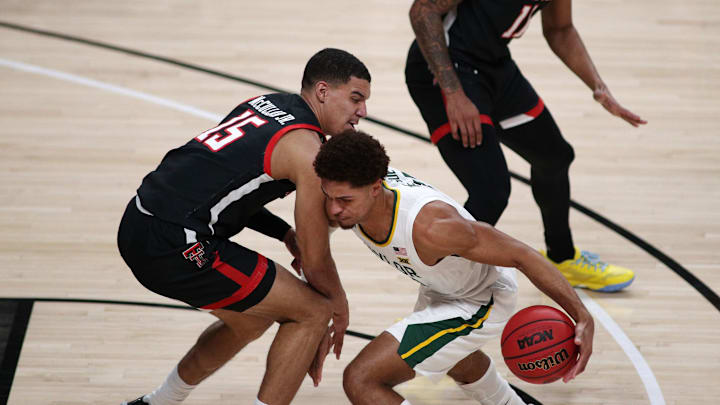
[248,96,295,125]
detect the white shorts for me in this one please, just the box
[386,268,518,381]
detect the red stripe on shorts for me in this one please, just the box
[201,254,268,310]
[430,115,493,144]
[526,97,545,118]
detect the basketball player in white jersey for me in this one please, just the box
[312,131,594,405]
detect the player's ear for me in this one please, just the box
[370,178,383,196]
[315,81,329,103]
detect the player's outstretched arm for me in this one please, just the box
[409,0,484,147]
[270,129,349,361]
[413,201,594,381]
[542,0,647,127]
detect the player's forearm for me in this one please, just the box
[302,255,347,306]
[544,25,604,92]
[296,226,346,304]
[409,2,463,93]
[245,207,292,241]
[515,249,591,323]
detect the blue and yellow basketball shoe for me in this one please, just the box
[541,248,635,292]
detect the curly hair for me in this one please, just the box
[301,48,371,90]
[314,130,389,187]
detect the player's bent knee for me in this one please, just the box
[268,266,333,324]
[308,297,332,326]
[465,192,509,225]
[343,361,370,400]
[293,291,332,327]
[552,141,575,170]
[535,138,575,174]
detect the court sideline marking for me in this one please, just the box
[0,58,665,404]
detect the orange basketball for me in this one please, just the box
[501,305,578,384]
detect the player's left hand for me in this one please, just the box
[563,314,594,383]
[593,86,648,127]
[330,300,350,360]
[309,325,333,386]
[282,228,302,275]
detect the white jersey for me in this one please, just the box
[352,167,503,305]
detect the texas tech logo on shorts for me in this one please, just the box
[183,242,209,268]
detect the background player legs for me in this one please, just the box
[435,123,512,226]
[498,108,576,263]
[343,332,416,405]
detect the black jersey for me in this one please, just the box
[136,93,323,239]
[443,0,551,65]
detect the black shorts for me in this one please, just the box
[405,42,544,144]
[117,197,276,312]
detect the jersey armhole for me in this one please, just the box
[263,124,323,177]
[406,196,445,268]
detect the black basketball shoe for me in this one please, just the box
[121,396,149,405]
[510,384,543,405]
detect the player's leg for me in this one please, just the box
[343,332,416,405]
[497,106,576,263]
[229,265,332,405]
[494,63,635,291]
[405,43,511,225]
[435,126,511,225]
[344,286,510,405]
[118,200,331,405]
[176,315,273,385]
[148,265,331,405]
[448,350,526,405]
[132,315,273,405]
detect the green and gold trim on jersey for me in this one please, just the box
[358,181,400,247]
[397,297,494,368]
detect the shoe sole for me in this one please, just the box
[569,276,635,292]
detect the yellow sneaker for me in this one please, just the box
[541,248,635,292]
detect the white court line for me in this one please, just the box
[577,289,665,405]
[0,57,666,405]
[0,58,223,122]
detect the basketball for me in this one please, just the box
[501,305,578,384]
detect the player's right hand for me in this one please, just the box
[593,86,648,127]
[445,90,483,148]
[562,314,594,382]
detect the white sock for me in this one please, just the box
[457,358,525,405]
[145,366,197,405]
[254,398,268,405]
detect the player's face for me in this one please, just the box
[321,179,378,229]
[322,76,370,135]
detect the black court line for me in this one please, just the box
[0,300,32,405]
[1,20,716,313]
[0,298,376,341]
[0,298,540,404]
[0,296,374,405]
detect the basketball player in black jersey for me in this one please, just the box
[119,48,370,405]
[406,0,647,292]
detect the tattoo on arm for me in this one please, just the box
[410,0,463,92]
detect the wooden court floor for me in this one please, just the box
[1,1,719,404]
